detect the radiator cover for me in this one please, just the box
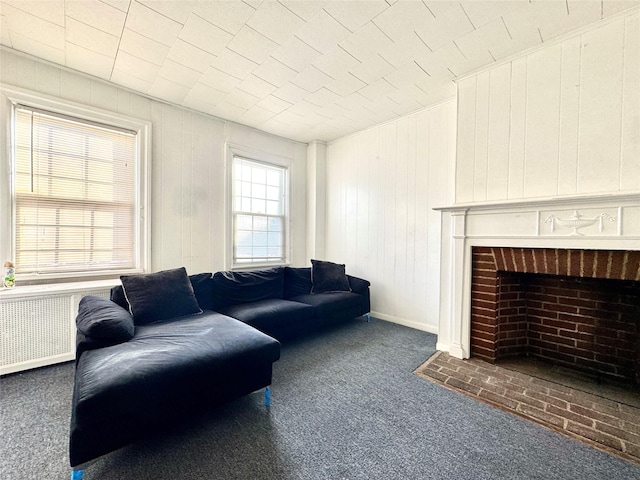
[0,286,111,375]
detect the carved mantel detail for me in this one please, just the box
[543,210,616,236]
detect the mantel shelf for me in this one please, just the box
[434,191,640,213]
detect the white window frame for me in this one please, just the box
[0,85,151,282]
[225,143,291,270]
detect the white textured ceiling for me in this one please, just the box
[1,0,638,143]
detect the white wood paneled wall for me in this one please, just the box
[0,49,308,275]
[325,100,456,333]
[456,11,640,204]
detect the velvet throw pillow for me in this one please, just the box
[120,267,203,325]
[76,296,135,345]
[310,259,351,294]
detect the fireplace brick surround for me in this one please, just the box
[470,247,640,383]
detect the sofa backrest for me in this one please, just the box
[212,267,285,308]
[283,267,312,299]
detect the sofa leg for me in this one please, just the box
[265,386,271,407]
[365,313,371,323]
[71,469,84,480]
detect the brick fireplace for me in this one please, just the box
[435,193,640,364]
[470,247,640,384]
[435,196,640,460]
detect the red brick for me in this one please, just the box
[445,377,483,395]
[528,324,558,335]
[625,442,640,459]
[546,405,595,427]
[566,421,624,451]
[478,389,519,409]
[471,330,495,342]
[471,347,496,362]
[473,276,497,287]
[528,308,558,321]
[473,288,497,299]
[471,322,497,333]
[422,369,449,383]
[539,333,575,347]
[471,306,495,318]
[518,404,566,429]
[536,349,576,364]
[544,319,578,331]
[472,284,498,295]
[594,251,610,278]
[569,404,621,424]
[473,299,497,311]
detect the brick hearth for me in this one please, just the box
[416,351,640,464]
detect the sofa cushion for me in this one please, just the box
[111,272,214,312]
[290,292,364,321]
[188,272,214,310]
[284,267,312,298]
[212,267,284,309]
[76,296,135,346]
[120,267,202,325]
[73,312,280,427]
[311,259,351,293]
[110,284,129,310]
[215,298,315,332]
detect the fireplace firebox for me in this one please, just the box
[470,247,640,384]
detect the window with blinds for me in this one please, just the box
[13,106,137,275]
[232,156,287,266]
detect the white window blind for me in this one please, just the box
[13,106,137,275]
[232,156,286,266]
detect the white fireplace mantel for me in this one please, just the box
[434,192,640,359]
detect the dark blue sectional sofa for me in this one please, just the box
[69,265,370,472]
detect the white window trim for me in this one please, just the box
[0,84,151,282]
[225,142,292,270]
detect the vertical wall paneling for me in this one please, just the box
[404,115,417,320]
[508,58,527,199]
[60,70,91,105]
[414,111,430,323]
[558,36,581,195]
[325,99,456,332]
[578,19,625,193]
[190,115,212,272]
[150,101,164,271]
[34,62,60,97]
[455,11,639,204]
[345,137,358,263]
[182,112,194,271]
[487,63,511,201]
[621,13,640,191]
[306,141,327,261]
[116,89,132,116]
[524,45,562,198]
[383,122,397,317]
[394,118,409,319]
[473,71,490,202]
[158,105,184,269]
[90,82,118,112]
[455,78,476,203]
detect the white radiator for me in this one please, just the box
[0,283,114,375]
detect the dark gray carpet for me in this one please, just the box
[2,318,640,480]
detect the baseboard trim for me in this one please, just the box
[370,311,438,335]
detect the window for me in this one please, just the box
[1,86,150,280]
[232,156,287,266]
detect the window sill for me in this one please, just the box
[0,279,120,300]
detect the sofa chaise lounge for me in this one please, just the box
[69,263,370,475]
